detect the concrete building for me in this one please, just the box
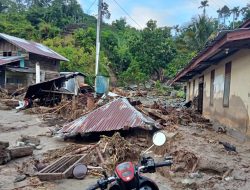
[172,20,250,137]
[0,33,68,92]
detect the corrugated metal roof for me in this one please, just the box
[0,56,23,66]
[59,98,159,134]
[0,33,68,61]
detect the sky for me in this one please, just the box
[78,0,249,28]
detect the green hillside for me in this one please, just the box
[0,0,249,85]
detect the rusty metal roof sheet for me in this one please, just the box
[0,56,23,66]
[59,98,159,134]
[0,33,68,61]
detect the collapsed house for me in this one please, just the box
[0,33,68,93]
[58,98,160,136]
[24,72,92,106]
[172,19,250,137]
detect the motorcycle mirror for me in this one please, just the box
[152,131,166,146]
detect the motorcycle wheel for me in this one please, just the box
[139,186,153,190]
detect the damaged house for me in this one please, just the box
[0,33,68,92]
[172,20,250,137]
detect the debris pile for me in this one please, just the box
[41,133,144,178]
[24,93,96,122]
[138,104,211,128]
[86,133,142,172]
[17,135,42,150]
[0,88,9,98]
[0,141,11,165]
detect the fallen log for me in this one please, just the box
[9,146,33,159]
[197,157,229,174]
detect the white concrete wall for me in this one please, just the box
[186,49,250,136]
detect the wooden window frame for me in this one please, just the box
[210,70,215,106]
[193,80,195,98]
[3,52,7,57]
[188,82,191,100]
[223,62,232,107]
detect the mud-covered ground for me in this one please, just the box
[0,103,171,190]
[1,100,250,190]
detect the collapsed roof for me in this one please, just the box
[59,98,160,135]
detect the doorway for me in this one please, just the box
[198,76,204,114]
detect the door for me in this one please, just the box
[198,76,204,114]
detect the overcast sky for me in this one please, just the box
[78,0,249,28]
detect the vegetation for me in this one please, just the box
[0,0,249,85]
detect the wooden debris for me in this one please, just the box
[9,146,33,159]
[37,154,86,181]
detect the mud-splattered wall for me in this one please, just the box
[186,49,250,137]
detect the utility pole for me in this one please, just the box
[95,0,103,77]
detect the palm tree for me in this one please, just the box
[172,25,180,36]
[220,5,231,27]
[183,15,217,51]
[231,7,240,29]
[241,5,250,21]
[199,0,209,16]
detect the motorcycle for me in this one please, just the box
[85,131,173,190]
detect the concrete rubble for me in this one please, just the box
[1,85,250,190]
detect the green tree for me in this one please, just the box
[199,0,209,16]
[129,20,176,81]
[182,15,217,51]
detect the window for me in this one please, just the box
[223,62,232,107]
[193,80,195,97]
[6,78,24,84]
[210,70,215,106]
[3,52,12,57]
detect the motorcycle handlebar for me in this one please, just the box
[155,160,173,168]
[86,176,116,190]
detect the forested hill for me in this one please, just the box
[0,0,249,85]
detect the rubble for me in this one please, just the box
[41,133,144,178]
[0,141,11,165]
[17,135,41,147]
[0,87,9,98]
[2,82,250,189]
[137,103,211,128]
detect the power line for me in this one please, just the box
[86,0,98,14]
[111,0,143,29]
